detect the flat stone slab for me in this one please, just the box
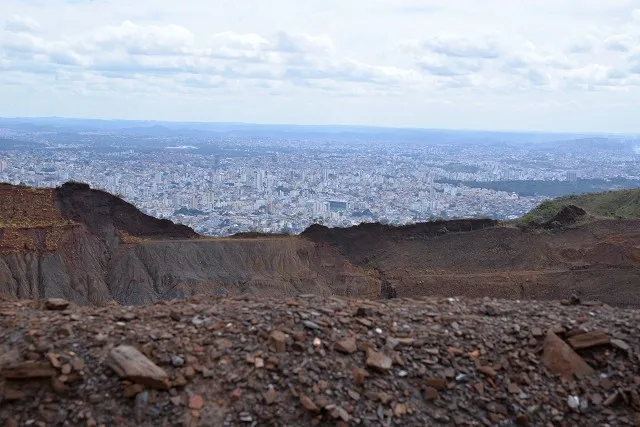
[44,298,70,311]
[1,362,57,379]
[107,345,169,389]
[567,331,610,350]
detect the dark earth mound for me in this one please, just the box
[544,204,587,228]
[55,182,199,240]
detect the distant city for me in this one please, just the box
[1,117,640,236]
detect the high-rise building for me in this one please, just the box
[255,170,265,192]
[566,171,578,182]
[0,160,6,173]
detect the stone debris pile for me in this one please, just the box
[1,296,639,426]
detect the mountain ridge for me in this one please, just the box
[0,182,639,307]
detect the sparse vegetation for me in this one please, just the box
[436,178,640,197]
[521,189,640,223]
[120,231,147,244]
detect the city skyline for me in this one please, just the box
[2,117,639,236]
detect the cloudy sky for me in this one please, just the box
[1,0,640,132]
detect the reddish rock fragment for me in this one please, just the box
[2,388,26,401]
[188,395,204,410]
[365,348,392,371]
[269,330,287,353]
[567,331,610,350]
[426,377,447,390]
[540,331,594,379]
[184,366,195,379]
[44,298,69,311]
[335,336,358,354]
[508,382,522,394]
[479,365,497,378]
[264,387,277,405]
[394,403,407,416]
[107,345,169,389]
[353,367,368,386]
[231,388,242,401]
[300,394,320,412]
[603,391,619,407]
[425,387,439,401]
[72,358,85,372]
[1,361,56,379]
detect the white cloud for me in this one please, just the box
[403,35,502,59]
[271,32,334,54]
[89,21,197,55]
[416,54,481,77]
[0,18,421,98]
[4,15,41,34]
[566,36,595,54]
[603,34,636,52]
[1,0,640,131]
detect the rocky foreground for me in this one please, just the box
[1,296,639,427]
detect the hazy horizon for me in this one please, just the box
[1,115,638,137]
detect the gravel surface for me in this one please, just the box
[1,295,639,426]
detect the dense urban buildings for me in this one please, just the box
[1,118,639,236]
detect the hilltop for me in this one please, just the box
[522,189,640,224]
[0,183,639,307]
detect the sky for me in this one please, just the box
[1,0,640,132]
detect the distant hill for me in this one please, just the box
[522,189,640,223]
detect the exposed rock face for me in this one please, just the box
[1,183,640,307]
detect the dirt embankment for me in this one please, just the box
[302,219,640,308]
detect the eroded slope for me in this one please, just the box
[1,183,639,307]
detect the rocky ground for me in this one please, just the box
[1,295,639,427]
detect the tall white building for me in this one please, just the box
[255,170,265,192]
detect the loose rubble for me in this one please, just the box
[1,295,639,426]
